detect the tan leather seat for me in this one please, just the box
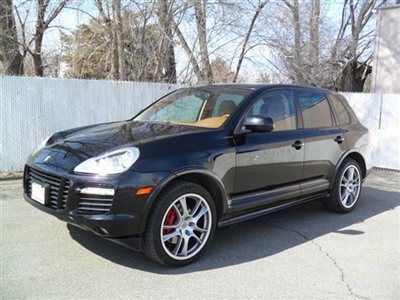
[218,100,237,116]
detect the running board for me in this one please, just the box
[218,193,329,227]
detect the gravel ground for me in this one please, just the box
[1,170,399,299]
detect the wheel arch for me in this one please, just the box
[330,150,367,189]
[139,168,229,233]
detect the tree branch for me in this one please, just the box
[233,1,268,82]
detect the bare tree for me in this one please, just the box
[113,0,125,79]
[31,0,69,76]
[233,1,268,82]
[133,1,160,81]
[284,0,306,84]
[3,0,382,89]
[306,0,320,86]
[193,0,213,83]
[170,1,212,83]
[335,0,386,91]
[157,0,177,83]
[265,0,385,91]
[172,16,202,81]
[0,0,24,75]
[309,0,320,65]
[96,0,119,79]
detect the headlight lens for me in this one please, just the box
[74,147,139,175]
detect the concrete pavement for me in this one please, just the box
[1,170,399,299]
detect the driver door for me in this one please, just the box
[234,90,304,199]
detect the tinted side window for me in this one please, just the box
[329,94,351,125]
[247,90,297,131]
[297,91,333,128]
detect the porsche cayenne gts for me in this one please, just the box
[24,84,371,266]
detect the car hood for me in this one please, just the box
[31,120,205,172]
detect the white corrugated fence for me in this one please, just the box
[0,76,184,172]
[0,76,399,172]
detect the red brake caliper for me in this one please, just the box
[163,208,177,234]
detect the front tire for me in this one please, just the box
[323,158,362,213]
[143,180,217,267]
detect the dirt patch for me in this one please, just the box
[0,172,23,180]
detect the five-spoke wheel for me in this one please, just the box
[144,181,216,266]
[161,193,212,260]
[323,158,363,213]
[340,165,361,208]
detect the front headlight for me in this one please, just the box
[74,147,140,175]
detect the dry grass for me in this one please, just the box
[0,172,23,179]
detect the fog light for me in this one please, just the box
[80,187,115,196]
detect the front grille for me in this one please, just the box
[25,166,113,215]
[77,194,114,214]
[26,167,70,210]
[61,180,70,209]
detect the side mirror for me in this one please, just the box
[243,115,274,132]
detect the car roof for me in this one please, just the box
[194,83,332,94]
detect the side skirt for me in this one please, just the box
[218,193,329,227]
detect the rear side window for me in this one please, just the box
[329,94,351,125]
[296,91,333,128]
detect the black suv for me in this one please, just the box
[24,84,371,266]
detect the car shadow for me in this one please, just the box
[67,185,399,274]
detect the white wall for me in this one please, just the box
[371,5,400,93]
[0,76,399,171]
[343,93,400,170]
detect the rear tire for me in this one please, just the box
[323,159,362,213]
[143,180,217,267]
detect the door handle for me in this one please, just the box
[334,136,345,144]
[291,140,304,150]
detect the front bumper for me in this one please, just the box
[24,193,143,250]
[23,163,172,251]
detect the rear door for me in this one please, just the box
[295,89,348,195]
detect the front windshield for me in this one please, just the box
[134,88,249,128]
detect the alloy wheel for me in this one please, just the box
[160,193,212,260]
[340,165,361,208]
